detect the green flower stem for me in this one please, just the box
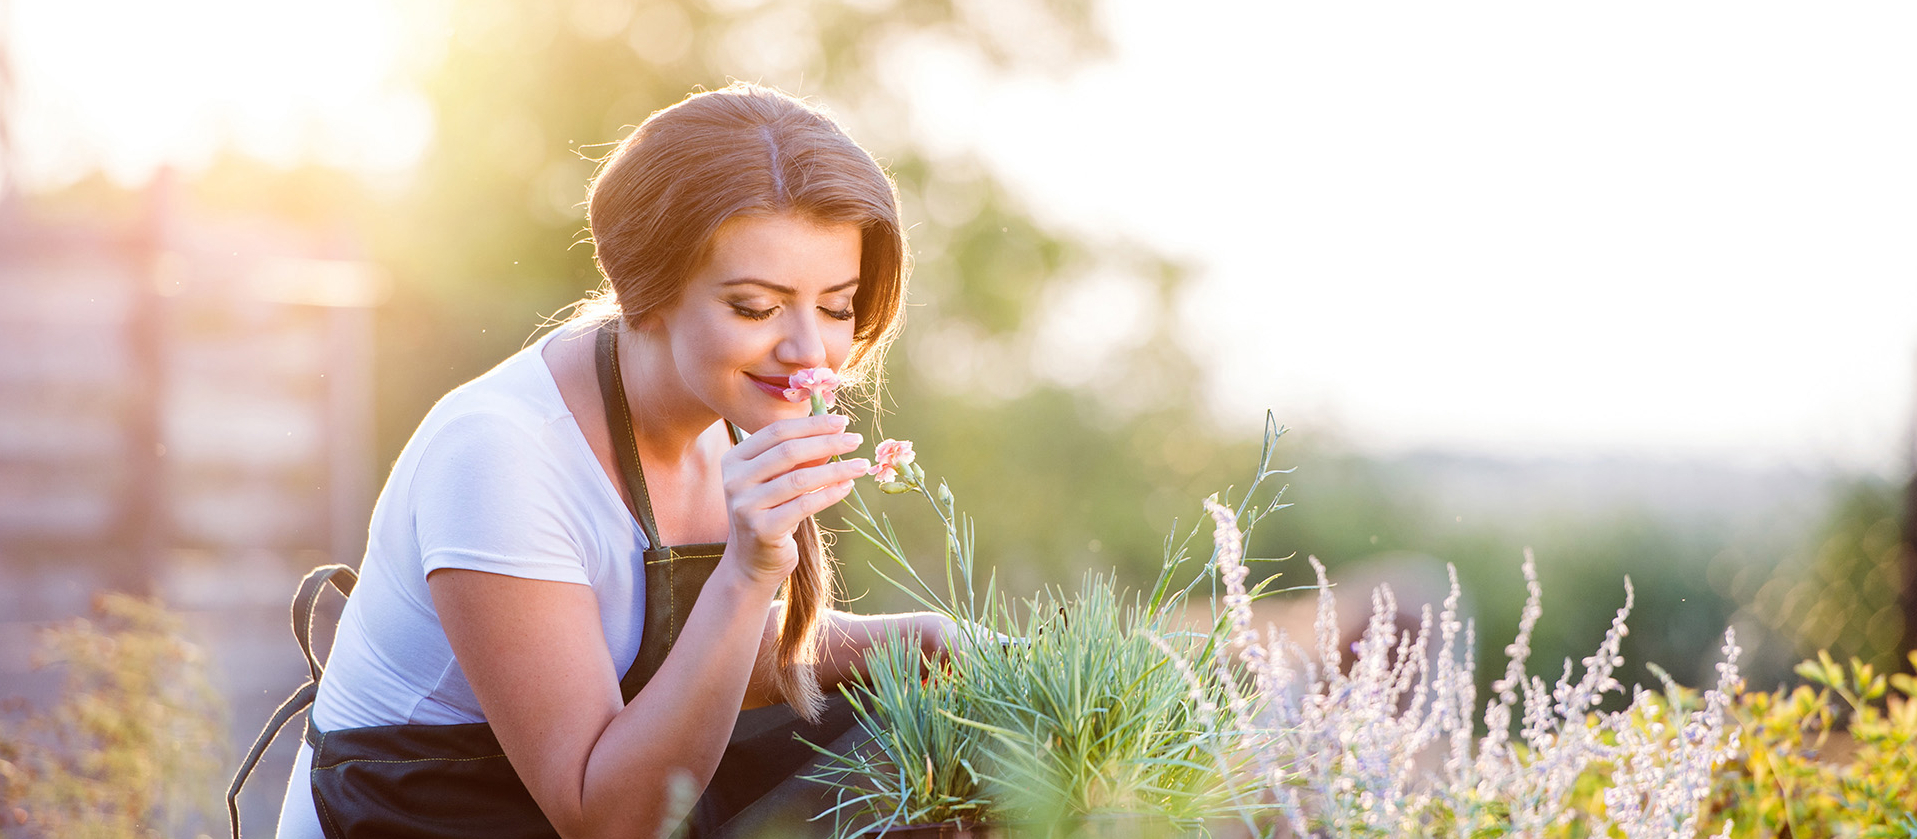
[810,395,845,464]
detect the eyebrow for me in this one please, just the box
[719,278,860,295]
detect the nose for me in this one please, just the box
[773,309,829,370]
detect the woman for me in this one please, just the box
[267,83,949,838]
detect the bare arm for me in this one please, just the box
[432,565,775,838]
[432,414,870,839]
[813,609,954,687]
[737,603,945,707]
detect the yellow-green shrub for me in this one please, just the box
[0,593,228,839]
[1706,650,1917,838]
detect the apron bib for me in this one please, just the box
[226,325,857,838]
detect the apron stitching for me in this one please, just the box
[312,778,344,839]
[315,753,509,769]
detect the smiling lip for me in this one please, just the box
[746,372,792,399]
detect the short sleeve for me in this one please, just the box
[410,411,593,585]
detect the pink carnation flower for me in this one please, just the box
[868,438,916,483]
[783,367,842,409]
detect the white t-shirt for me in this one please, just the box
[278,328,652,837]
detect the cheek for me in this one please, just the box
[672,326,743,385]
[828,322,858,368]
[681,314,755,366]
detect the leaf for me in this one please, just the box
[1796,659,1831,688]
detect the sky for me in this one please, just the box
[6,0,1914,474]
[2,0,430,186]
[899,0,1917,473]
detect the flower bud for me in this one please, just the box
[880,481,913,495]
[935,481,954,509]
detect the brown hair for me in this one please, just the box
[583,83,907,720]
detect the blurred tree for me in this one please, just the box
[1259,448,1753,705]
[1764,477,1908,673]
[1904,471,1917,670]
[374,0,1237,601]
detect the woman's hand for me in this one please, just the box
[915,613,964,662]
[719,413,869,584]
[806,611,1021,690]
[917,614,1018,662]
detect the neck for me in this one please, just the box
[615,324,721,469]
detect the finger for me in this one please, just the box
[727,414,849,462]
[730,433,866,487]
[734,458,871,513]
[757,478,857,535]
[733,477,856,549]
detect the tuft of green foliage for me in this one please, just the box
[808,421,1295,837]
[815,575,1238,837]
[0,593,229,839]
[1706,650,1917,838]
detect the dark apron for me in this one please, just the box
[226,325,858,838]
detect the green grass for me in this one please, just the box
[806,417,1296,836]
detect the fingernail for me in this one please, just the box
[847,458,870,471]
[829,414,850,428]
[841,433,863,446]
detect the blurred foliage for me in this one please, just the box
[1750,477,1909,675]
[0,594,228,839]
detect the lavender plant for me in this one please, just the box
[1187,500,1744,839]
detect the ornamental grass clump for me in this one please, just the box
[810,419,1298,836]
[1188,500,1744,838]
[816,574,1239,836]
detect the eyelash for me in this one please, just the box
[730,304,856,322]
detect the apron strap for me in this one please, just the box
[227,563,356,839]
[225,680,317,839]
[594,324,748,544]
[595,325,665,548]
[294,564,358,683]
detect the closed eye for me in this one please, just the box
[730,304,776,321]
[822,307,855,321]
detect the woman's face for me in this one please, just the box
[651,213,862,432]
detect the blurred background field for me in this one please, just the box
[0,0,1913,834]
